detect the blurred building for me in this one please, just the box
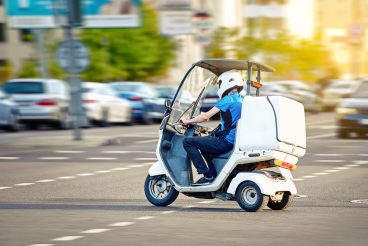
[0,0,37,79]
[315,0,368,78]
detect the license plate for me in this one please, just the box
[359,119,368,125]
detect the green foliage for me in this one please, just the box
[16,60,39,78]
[208,29,340,83]
[78,5,175,82]
[0,61,13,82]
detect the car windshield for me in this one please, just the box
[353,82,368,98]
[156,87,176,98]
[4,82,44,94]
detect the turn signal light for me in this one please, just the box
[251,81,263,88]
[273,159,297,170]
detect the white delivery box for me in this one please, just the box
[236,96,306,157]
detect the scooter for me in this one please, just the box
[144,59,306,212]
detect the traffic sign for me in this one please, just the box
[56,40,89,74]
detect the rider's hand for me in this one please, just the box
[180,118,190,126]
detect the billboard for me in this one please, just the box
[5,0,142,28]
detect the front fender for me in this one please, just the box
[227,172,297,196]
[148,161,166,177]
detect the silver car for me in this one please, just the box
[0,89,20,132]
[3,79,70,129]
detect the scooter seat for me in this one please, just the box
[210,149,233,159]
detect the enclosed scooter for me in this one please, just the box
[144,59,306,212]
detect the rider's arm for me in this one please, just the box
[181,107,220,125]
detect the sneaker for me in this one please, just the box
[193,176,214,186]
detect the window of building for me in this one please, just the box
[19,29,34,42]
[0,23,6,42]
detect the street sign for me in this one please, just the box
[5,0,142,28]
[159,11,193,35]
[56,40,89,74]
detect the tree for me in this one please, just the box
[78,4,175,82]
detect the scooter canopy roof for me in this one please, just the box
[193,59,275,76]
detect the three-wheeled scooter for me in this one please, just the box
[144,59,306,212]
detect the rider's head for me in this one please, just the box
[217,70,244,98]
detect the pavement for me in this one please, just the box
[0,112,367,246]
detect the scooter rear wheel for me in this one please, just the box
[235,181,269,212]
[267,192,294,210]
[144,175,178,206]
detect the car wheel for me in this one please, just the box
[6,112,20,132]
[337,129,349,139]
[56,110,71,130]
[99,109,109,127]
[235,181,269,212]
[27,123,39,130]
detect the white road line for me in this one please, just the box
[315,160,345,163]
[36,179,56,183]
[303,175,317,179]
[29,244,55,246]
[111,167,130,171]
[345,164,360,167]
[134,139,157,144]
[95,170,112,174]
[314,172,329,176]
[0,186,12,190]
[315,154,343,157]
[0,157,19,160]
[108,222,135,227]
[128,164,145,168]
[102,151,130,154]
[293,178,304,181]
[307,133,335,140]
[51,236,84,241]
[334,167,351,170]
[76,173,95,177]
[198,200,216,204]
[87,157,117,160]
[135,158,157,161]
[325,169,341,173]
[184,205,197,208]
[161,211,176,215]
[14,183,34,186]
[358,154,368,157]
[38,157,70,160]
[144,162,156,166]
[81,228,112,234]
[57,176,76,180]
[354,160,368,165]
[135,216,155,220]
[54,150,84,153]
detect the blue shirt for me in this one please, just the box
[214,92,243,144]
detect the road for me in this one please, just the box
[0,112,367,246]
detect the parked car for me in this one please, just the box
[321,80,361,111]
[271,80,320,112]
[0,88,20,132]
[82,82,131,126]
[154,85,176,100]
[336,80,368,138]
[3,78,70,129]
[109,82,163,123]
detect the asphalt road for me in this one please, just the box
[0,112,367,246]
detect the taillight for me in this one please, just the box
[273,159,297,170]
[130,96,143,101]
[37,100,57,106]
[83,99,98,103]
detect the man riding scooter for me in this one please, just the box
[181,70,244,185]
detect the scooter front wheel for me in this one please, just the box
[144,175,178,206]
[235,181,269,212]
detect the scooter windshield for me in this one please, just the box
[167,66,217,133]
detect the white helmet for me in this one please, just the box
[217,69,244,98]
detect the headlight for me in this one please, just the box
[336,107,358,114]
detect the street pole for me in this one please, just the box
[35,29,48,79]
[351,0,362,79]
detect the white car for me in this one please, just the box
[4,78,70,129]
[82,82,131,126]
[0,89,20,132]
[321,80,362,110]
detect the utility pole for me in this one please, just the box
[350,0,362,79]
[35,29,48,79]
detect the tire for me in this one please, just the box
[55,109,71,130]
[27,123,39,130]
[144,175,178,207]
[99,109,109,127]
[6,112,20,132]
[235,181,269,212]
[337,129,349,139]
[141,114,153,125]
[267,192,294,210]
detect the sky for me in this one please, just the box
[287,0,314,38]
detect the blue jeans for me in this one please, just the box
[183,135,233,178]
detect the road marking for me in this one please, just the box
[198,200,216,204]
[354,160,368,165]
[81,228,112,234]
[54,150,84,153]
[358,154,368,157]
[39,157,69,160]
[102,151,130,154]
[128,164,145,168]
[14,183,34,186]
[52,236,84,241]
[314,172,329,176]
[325,169,341,173]
[135,216,155,220]
[345,164,360,167]
[303,175,316,179]
[293,178,304,181]
[350,199,368,204]
[0,186,12,190]
[307,133,335,140]
[111,167,129,171]
[184,205,197,208]
[295,194,308,198]
[334,167,351,170]
[95,170,112,174]
[87,157,117,160]
[315,160,345,163]
[315,154,343,157]
[76,173,95,177]
[29,244,55,246]
[134,139,157,144]
[0,157,19,160]
[144,162,156,166]
[161,211,176,215]
[57,176,76,180]
[135,158,157,161]
[108,222,135,227]
[36,179,56,183]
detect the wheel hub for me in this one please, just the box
[156,180,167,193]
[243,187,258,205]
